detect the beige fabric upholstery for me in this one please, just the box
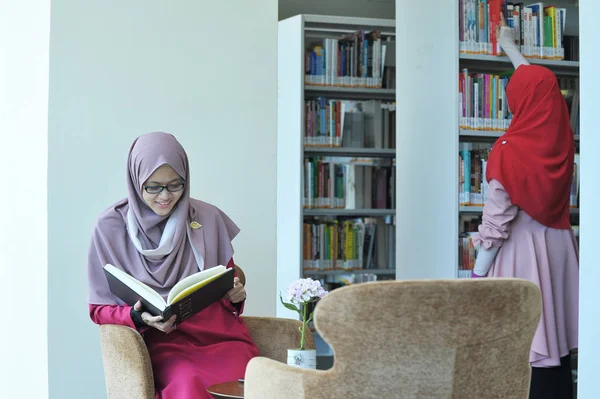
[99,316,312,399]
[245,279,542,399]
[99,324,155,399]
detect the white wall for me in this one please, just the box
[576,1,599,397]
[0,1,50,398]
[47,1,277,398]
[395,0,459,280]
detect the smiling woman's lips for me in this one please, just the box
[156,201,172,208]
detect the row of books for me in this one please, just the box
[460,71,580,133]
[459,145,580,208]
[459,145,491,206]
[304,98,396,148]
[459,70,512,132]
[460,1,568,60]
[302,217,395,271]
[304,29,390,88]
[303,157,395,209]
[458,232,478,273]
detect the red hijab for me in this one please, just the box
[486,64,574,229]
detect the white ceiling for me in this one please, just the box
[279,0,395,21]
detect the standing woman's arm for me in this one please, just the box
[497,13,530,70]
[473,179,520,277]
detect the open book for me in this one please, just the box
[103,264,234,324]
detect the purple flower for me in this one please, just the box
[283,278,328,306]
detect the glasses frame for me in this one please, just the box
[143,180,186,195]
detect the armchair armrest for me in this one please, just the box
[99,324,155,399]
[245,357,324,399]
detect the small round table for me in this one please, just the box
[206,381,244,399]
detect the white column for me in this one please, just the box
[395,0,459,280]
[0,1,50,398]
[577,0,599,397]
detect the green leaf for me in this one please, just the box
[279,294,301,315]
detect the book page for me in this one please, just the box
[167,265,227,305]
[104,264,167,310]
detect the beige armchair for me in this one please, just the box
[245,279,542,399]
[99,317,314,399]
[98,265,315,399]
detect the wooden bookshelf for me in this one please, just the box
[277,14,396,318]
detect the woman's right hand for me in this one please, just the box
[496,13,516,47]
[134,300,177,334]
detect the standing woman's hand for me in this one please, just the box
[495,11,529,68]
[225,277,246,303]
[496,13,516,47]
[133,300,177,334]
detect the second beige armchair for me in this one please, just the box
[245,278,542,399]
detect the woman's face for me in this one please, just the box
[141,164,185,216]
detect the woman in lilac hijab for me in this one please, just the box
[87,132,258,399]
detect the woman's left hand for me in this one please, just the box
[225,277,246,303]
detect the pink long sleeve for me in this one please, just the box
[89,303,137,329]
[475,179,519,249]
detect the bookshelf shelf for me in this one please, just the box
[460,130,580,142]
[459,206,484,213]
[304,269,396,276]
[460,206,580,215]
[305,86,395,100]
[303,147,396,157]
[459,54,580,75]
[459,130,505,138]
[304,208,395,217]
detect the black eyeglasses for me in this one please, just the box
[143,181,185,195]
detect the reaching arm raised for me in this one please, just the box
[497,13,529,69]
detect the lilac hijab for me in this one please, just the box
[87,132,240,305]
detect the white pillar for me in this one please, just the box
[0,1,50,398]
[395,0,459,280]
[577,0,599,397]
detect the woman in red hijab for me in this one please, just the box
[472,15,579,399]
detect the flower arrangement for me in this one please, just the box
[280,278,328,350]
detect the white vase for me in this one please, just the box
[287,349,317,369]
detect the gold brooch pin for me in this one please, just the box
[190,221,202,229]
